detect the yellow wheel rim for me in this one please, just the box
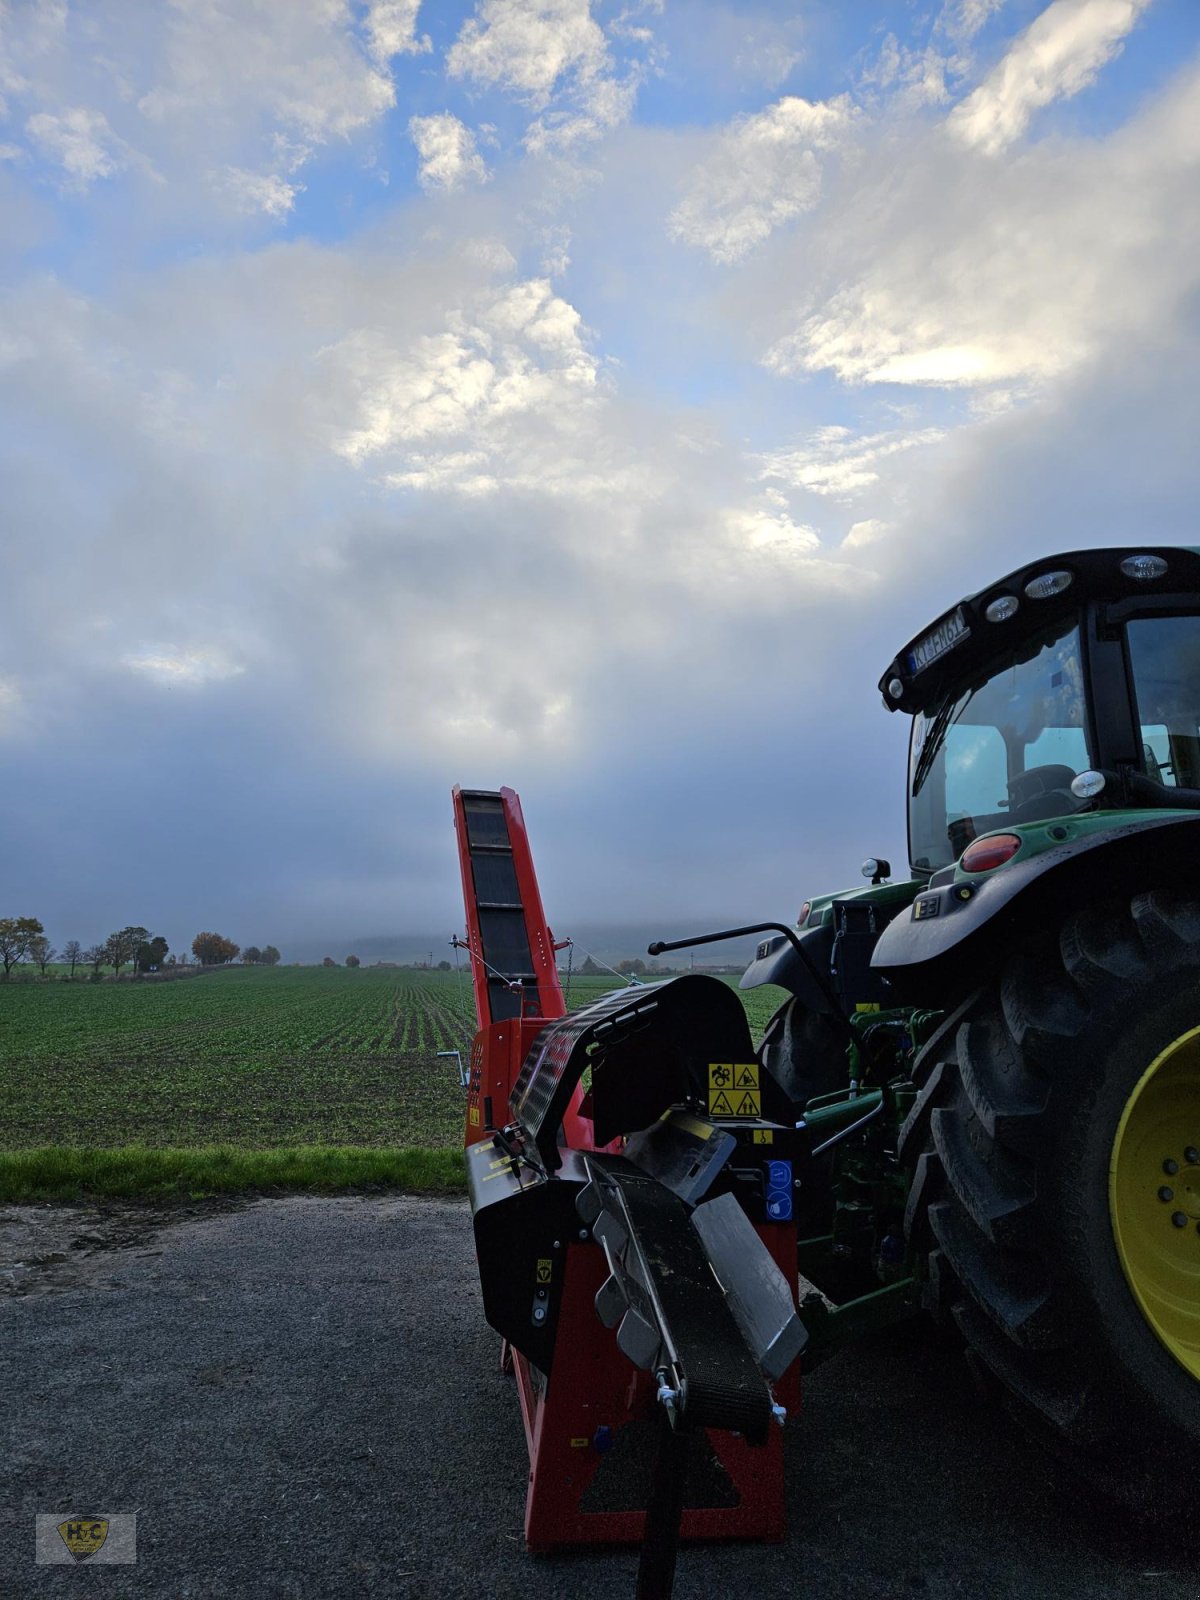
[1110,1025,1200,1381]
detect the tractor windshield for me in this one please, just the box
[909,617,1094,872]
[1127,615,1200,790]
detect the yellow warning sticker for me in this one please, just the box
[733,1063,759,1089]
[570,1437,589,1449]
[855,1002,881,1013]
[708,1087,761,1118]
[708,1063,734,1089]
[536,1258,553,1284]
[753,1129,774,1144]
[469,1105,481,1126]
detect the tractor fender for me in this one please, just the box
[739,922,837,1015]
[871,812,1200,1004]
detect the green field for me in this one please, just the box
[0,965,787,1154]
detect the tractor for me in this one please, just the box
[456,546,1199,1593]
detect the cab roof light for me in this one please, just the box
[1120,553,1169,582]
[960,833,1022,874]
[1024,570,1073,600]
[984,594,1019,623]
[887,676,904,700]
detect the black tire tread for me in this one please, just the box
[906,888,1200,1514]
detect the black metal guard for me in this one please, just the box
[647,921,856,1050]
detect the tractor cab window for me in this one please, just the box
[909,619,1094,872]
[1127,616,1200,790]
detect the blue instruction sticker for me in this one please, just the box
[765,1158,793,1221]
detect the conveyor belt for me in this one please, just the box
[453,788,566,1026]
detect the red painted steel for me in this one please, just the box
[454,782,799,1553]
[516,1242,787,1551]
[498,786,566,1022]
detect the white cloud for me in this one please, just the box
[724,505,820,551]
[670,95,855,263]
[762,62,1200,391]
[137,1,396,145]
[842,518,890,549]
[948,0,1152,155]
[325,277,601,482]
[759,427,947,498]
[447,0,608,107]
[409,113,488,191]
[859,35,960,109]
[123,648,246,686]
[523,71,639,154]
[0,0,398,221]
[363,0,430,63]
[937,0,1007,45]
[219,166,301,218]
[0,675,22,734]
[25,106,119,187]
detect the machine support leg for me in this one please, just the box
[635,1412,690,1600]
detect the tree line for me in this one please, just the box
[0,917,280,979]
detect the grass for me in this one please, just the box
[0,964,789,1202]
[0,1144,464,1204]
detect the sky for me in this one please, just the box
[2,0,1199,961]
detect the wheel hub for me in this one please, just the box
[1110,1026,1200,1382]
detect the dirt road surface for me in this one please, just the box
[2,1195,1196,1600]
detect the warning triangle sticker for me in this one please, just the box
[733,1090,761,1117]
[708,1090,736,1116]
[733,1064,759,1089]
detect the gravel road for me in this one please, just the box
[2,1195,1196,1600]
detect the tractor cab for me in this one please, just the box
[878,548,1200,877]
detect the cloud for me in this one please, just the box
[761,61,1200,390]
[842,518,890,549]
[2,0,398,223]
[523,71,640,155]
[759,426,947,498]
[937,0,1007,45]
[218,166,301,218]
[124,648,246,686]
[948,0,1152,154]
[324,277,600,481]
[447,0,609,107]
[25,106,119,187]
[409,113,488,191]
[364,0,431,63]
[670,94,855,262]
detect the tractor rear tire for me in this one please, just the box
[759,996,847,1109]
[901,889,1200,1515]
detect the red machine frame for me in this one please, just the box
[453,785,798,1552]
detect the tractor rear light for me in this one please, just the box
[797,902,811,927]
[887,676,904,699]
[1120,553,1169,582]
[960,833,1022,873]
[985,594,1019,622]
[1024,570,1073,600]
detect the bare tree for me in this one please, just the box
[83,945,106,975]
[104,926,148,977]
[63,939,82,978]
[28,935,55,976]
[0,917,44,978]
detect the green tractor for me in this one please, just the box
[736,546,1199,1511]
